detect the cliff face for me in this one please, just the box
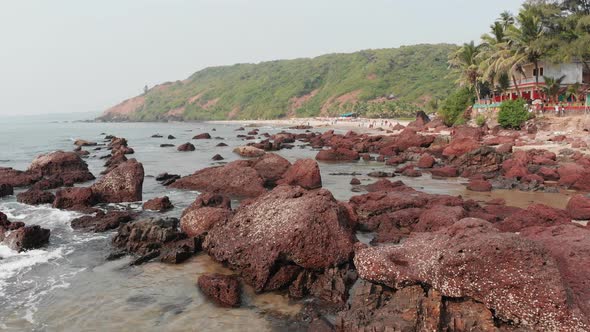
[97,44,459,122]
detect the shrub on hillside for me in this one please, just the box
[475,114,486,127]
[498,99,530,129]
[438,88,474,126]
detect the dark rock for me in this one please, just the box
[349,178,361,185]
[0,167,40,187]
[52,187,96,211]
[16,189,55,205]
[197,273,241,307]
[160,144,174,148]
[193,133,211,139]
[3,225,50,252]
[211,154,224,161]
[0,183,14,197]
[167,135,175,139]
[71,210,134,232]
[177,143,195,151]
[216,142,228,147]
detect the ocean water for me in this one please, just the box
[0,113,570,331]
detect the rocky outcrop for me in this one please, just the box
[28,150,95,185]
[197,273,241,307]
[112,217,197,264]
[142,196,173,212]
[180,193,232,238]
[0,167,40,187]
[442,137,480,157]
[70,210,134,232]
[252,153,291,186]
[276,159,322,189]
[316,148,360,161]
[91,159,144,203]
[16,189,55,205]
[354,218,590,331]
[203,186,356,292]
[0,213,50,252]
[52,187,96,211]
[496,203,570,232]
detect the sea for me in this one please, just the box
[0,112,570,331]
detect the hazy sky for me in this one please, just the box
[0,0,524,116]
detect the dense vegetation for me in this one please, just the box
[438,88,475,126]
[498,99,531,128]
[100,44,458,121]
[445,0,590,104]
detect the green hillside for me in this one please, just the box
[99,44,459,121]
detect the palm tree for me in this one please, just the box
[566,82,583,102]
[505,9,546,97]
[542,75,566,102]
[449,41,483,102]
[499,11,516,29]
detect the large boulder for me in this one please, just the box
[169,160,266,198]
[28,150,94,185]
[203,186,356,292]
[354,218,590,331]
[197,273,241,307]
[566,194,590,220]
[91,159,144,203]
[3,225,50,252]
[16,189,55,205]
[520,224,590,320]
[70,210,134,232]
[451,147,504,177]
[180,193,232,238]
[52,187,96,211]
[276,159,322,189]
[252,153,291,186]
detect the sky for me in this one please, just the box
[0,0,524,116]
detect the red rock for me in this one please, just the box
[442,137,480,157]
[385,155,405,165]
[91,159,144,203]
[451,125,483,140]
[0,167,41,187]
[143,196,173,212]
[349,178,361,185]
[252,153,291,186]
[451,147,504,177]
[401,167,422,177]
[364,179,406,192]
[0,183,13,197]
[497,204,570,232]
[192,133,211,139]
[276,159,322,189]
[315,148,359,161]
[52,187,96,211]
[391,128,435,152]
[16,189,55,205]
[430,166,458,177]
[180,193,232,238]
[203,186,356,292]
[504,165,529,179]
[416,154,435,168]
[557,163,585,187]
[28,150,94,185]
[197,273,241,307]
[412,205,466,232]
[3,225,50,252]
[566,194,590,219]
[371,208,424,243]
[467,179,492,192]
[354,218,590,331]
[177,143,195,151]
[520,224,590,320]
[537,166,559,181]
[71,210,134,232]
[170,160,266,198]
[521,173,544,184]
[495,143,513,154]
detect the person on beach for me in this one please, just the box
[555,104,560,117]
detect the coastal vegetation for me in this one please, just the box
[498,99,531,128]
[99,44,458,121]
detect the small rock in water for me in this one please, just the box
[197,273,241,307]
[211,154,224,161]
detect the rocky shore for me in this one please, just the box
[1,113,590,331]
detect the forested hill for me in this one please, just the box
[98,44,459,121]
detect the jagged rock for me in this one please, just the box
[0,183,14,197]
[197,273,241,307]
[91,159,144,203]
[71,210,134,232]
[16,189,55,205]
[203,186,356,292]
